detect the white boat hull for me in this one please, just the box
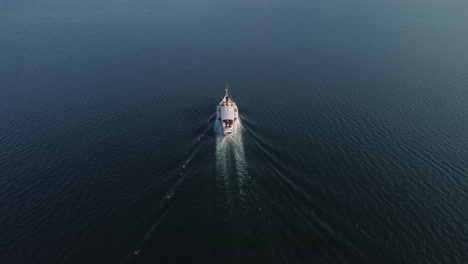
[217,88,238,137]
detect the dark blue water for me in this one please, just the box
[1,0,467,263]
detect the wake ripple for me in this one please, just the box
[123,113,217,262]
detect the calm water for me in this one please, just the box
[1,0,467,263]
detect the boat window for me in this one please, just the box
[223,119,234,127]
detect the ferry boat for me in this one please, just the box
[217,85,239,137]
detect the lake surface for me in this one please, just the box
[1,0,467,263]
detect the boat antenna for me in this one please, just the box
[225,83,231,100]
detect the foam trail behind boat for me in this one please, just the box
[214,118,232,208]
[230,121,249,200]
[215,136,229,182]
